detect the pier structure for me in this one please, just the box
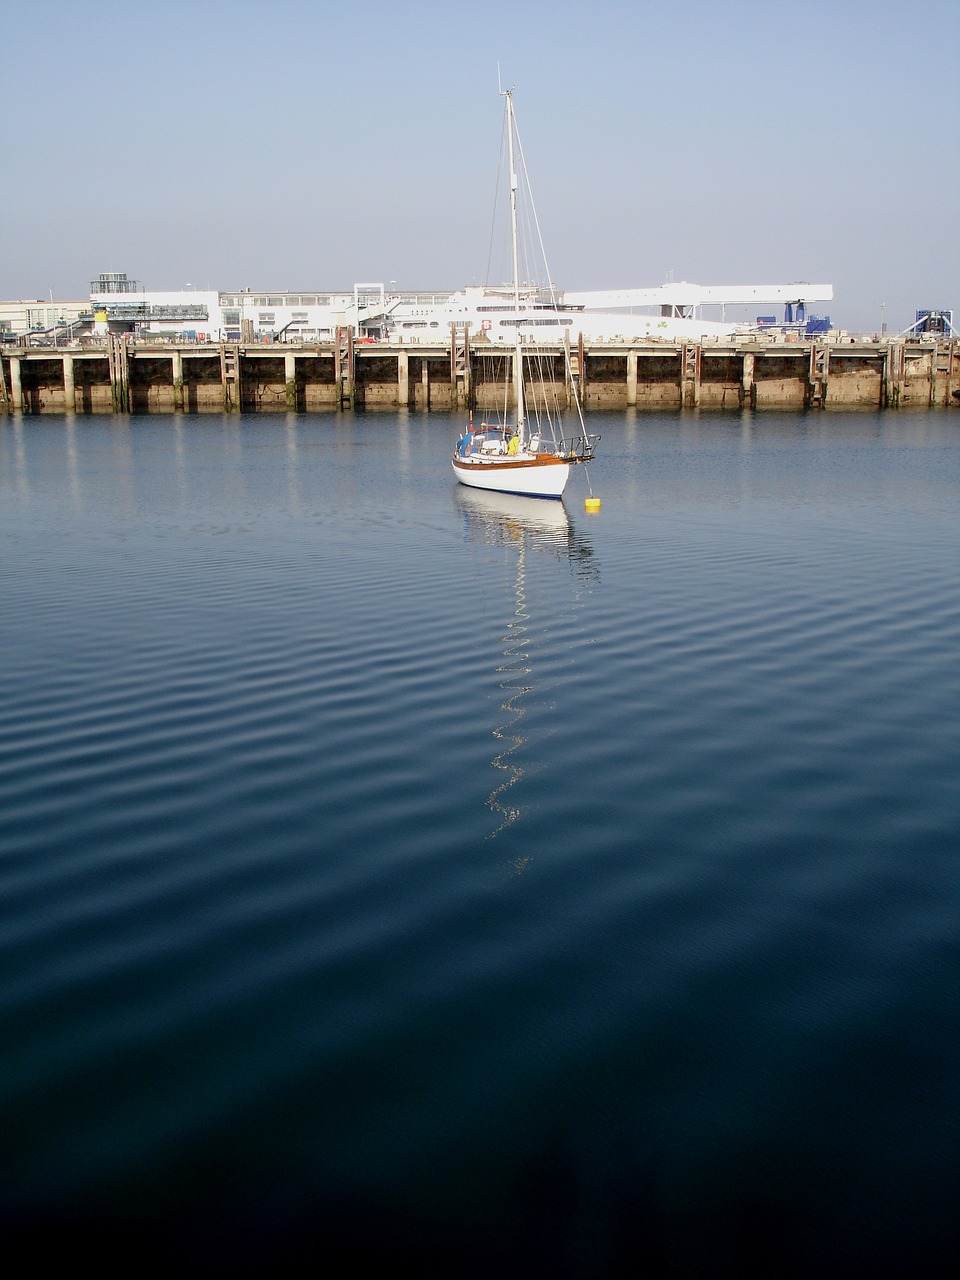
[1,333,957,415]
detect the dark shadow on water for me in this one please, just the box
[5,1157,959,1280]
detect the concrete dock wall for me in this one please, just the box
[2,335,957,414]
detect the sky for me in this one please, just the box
[2,0,957,334]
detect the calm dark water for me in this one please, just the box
[1,409,959,1275]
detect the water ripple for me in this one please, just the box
[2,412,959,1267]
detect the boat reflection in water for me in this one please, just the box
[454,487,599,859]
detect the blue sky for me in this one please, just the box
[2,0,957,333]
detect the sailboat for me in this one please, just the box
[451,88,599,500]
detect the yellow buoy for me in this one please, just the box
[584,496,601,513]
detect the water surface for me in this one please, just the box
[1,409,959,1274]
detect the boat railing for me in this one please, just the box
[558,434,600,463]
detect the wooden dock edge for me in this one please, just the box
[2,336,957,414]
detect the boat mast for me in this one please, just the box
[504,88,525,446]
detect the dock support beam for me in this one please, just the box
[108,336,129,413]
[335,327,355,410]
[681,342,701,407]
[171,351,184,410]
[285,351,296,410]
[882,342,903,407]
[62,355,75,411]
[741,352,756,409]
[397,350,409,407]
[563,333,573,407]
[220,344,241,412]
[450,323,471,409]
[626,350,638,406]
[932,340,957,406]
[6,356,21,411]
[808,344,829,408]
[565,333,584,408]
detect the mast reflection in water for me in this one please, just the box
[455,488,599,854]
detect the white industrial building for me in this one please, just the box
[0,298,90,341]
[2,272,835,344]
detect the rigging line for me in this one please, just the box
[510,99,588,440]
[483,108,510,288]
[510,106,559,303]
[510,100,590,439]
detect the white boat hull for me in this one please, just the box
[451,454,570,498]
